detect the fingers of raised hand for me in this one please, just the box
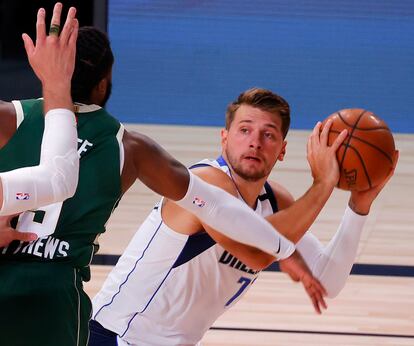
[36,8,47,44]
[68,18,79,49]
[22,33,35,57]
[48,2,63,38]
[59,7,77,45]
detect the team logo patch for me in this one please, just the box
[16,192,30,200]
[192,196,206,208]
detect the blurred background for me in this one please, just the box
[1,0,413,132]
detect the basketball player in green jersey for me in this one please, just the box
[0,4,79,246]
[0,4,363,346]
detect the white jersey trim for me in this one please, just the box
[116,124,125,175]
[11,100,24,129]
[74,103,102,113]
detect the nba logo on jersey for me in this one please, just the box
[15,192,30,200]
[193,196,206,207]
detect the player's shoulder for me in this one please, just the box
[191,165,238,197]
[266,179,295,210]
[122,129,159,154]
[0,100,14,114]
[0,100,18,149]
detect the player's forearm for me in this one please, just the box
[296,206,367,297]
[42,82,73,114]
[266,180,334,243]
[0,109,78,215]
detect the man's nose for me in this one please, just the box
[249,131,262,149]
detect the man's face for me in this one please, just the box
[221,104,287,181]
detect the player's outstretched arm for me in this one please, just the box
[0,3,79,217]
[295,151,399,298]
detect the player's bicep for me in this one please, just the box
[125,130,189,200]
[0,101,18,149]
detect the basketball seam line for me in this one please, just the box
[329,129,393,164]
[337,109,372,189]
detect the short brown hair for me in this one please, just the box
[225,88,290,138]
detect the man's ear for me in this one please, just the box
[221,128,228,148]
[278,140,287,161]
[97,77,108,95]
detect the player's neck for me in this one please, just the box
[228,170,268,209]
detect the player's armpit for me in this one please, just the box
[0,101,18,149]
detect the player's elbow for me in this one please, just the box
[56,162,79,200]
[46,150,80,201]
[317,277,345,299]
[325,285,343,299]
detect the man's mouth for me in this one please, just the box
[244,156,261,162]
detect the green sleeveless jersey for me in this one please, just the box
[0,99,123,279]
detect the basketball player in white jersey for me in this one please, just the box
[0,3,79,245]
[90,88,397,346]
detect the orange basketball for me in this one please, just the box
[322,109,395,191]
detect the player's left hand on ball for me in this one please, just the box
[279,250,328,314]
[349,150,399,215]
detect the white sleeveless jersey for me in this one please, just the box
[92,157,279,346]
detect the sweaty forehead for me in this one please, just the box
[234,104,282,129]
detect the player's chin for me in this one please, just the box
[240,168,267,181]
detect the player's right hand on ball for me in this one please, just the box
[307,120,348,188]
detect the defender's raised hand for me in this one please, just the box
[22,3,78,112]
